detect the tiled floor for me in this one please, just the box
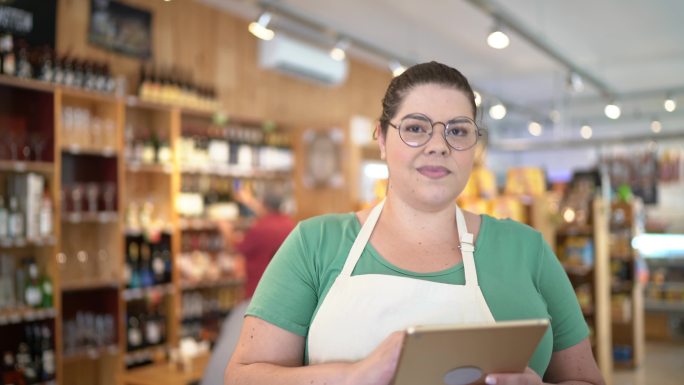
[612,341,684,385]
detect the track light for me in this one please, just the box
[651,119,662,133]
[249,12,275,41]
[488,101,506,120]
[487,22,509,49]
[528,121,542,136]
[329,38,350,61]
[664,95,677,112]
[389,60,406,77]
[580,124,592,139]
[567,72,584,93]
[604,101,621,119]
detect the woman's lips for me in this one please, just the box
[417,166,450,179]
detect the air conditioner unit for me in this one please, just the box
[258,34,349,86]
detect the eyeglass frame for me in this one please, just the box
[387,113,483,151]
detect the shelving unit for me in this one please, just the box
[0,75,60,385]
[1,74,292,384]
[609,200,646,368]
[554,197,612,384]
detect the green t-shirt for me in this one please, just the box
[247,213,589,377]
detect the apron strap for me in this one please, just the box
[456,206,478,287]
[340,199,385,277]
[342,200,478,286]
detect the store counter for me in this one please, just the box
[124,353,209,385]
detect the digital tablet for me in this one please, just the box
[391,319,549,385]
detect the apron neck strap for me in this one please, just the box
[341,200,479,286]
[456,205,478,286]
[340,199,385,277]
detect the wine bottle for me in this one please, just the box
[0,195,9,242]
[40,326,55,381]
[127,315,143,351]
[8,196,24,241]
[140,242,154,288]
[128,239,141,289]
[0,32,15,76]
[24,259,43,308]
[15,40,31,79]
[2,350,25,385]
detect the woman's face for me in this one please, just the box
[378,83,476,211]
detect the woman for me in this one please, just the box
[225,61,605,385]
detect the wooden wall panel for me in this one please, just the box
[57,0,390,217]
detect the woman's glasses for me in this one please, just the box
[388,113,481,151]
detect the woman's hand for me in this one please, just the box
[346,331,405,385]
[485,367,543,385]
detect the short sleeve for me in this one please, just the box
[245,223,319,336]
[536,237,590,351]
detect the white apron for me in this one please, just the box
[308,199,495,364]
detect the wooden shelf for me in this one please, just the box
[62,211,119,224]
[0,160,54,174]
[123,284,175,302]
[61,280,121,292]
[644,299,684,312]
[0,74,55,93]
[62,345,120,364]
[0,236,57,249]
[60,85,119,103]
[179,164,290,179]
[62,145,117,158]
[126,162,174,174]
[123,351,209,385]
[0,307,57,325]
[125,95,175,112]
[180,278,244,291]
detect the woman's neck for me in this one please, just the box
[378,193,461,242]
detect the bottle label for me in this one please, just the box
[25,286,42,307]
[9,214,23,238]
[43,350,55,375]
[146,321,160,345]
[0,211,8,238]
[128,327,142,347]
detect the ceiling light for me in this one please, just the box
[580,124,592,139]
[489,102,506,120]
[650,119,662,133]
[487,23,510,49]
[549,109,561,123]
[473,91,482,107]
[567,72,584,93]
[329,38,350,61]
[604,102,621,119]
[389,60,406,77]
[528,121,542,136]
[248,12,275,41]
[664,96,677,112]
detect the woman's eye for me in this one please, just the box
[405,124,426,133]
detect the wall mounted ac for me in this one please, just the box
[258,34,349,86]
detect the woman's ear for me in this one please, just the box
[376,124,387,160]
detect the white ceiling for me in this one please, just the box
[201,0,684,149]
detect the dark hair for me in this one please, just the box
[378,61,477,137]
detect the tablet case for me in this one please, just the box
[392,319,549,385]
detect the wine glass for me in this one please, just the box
[29,133,47,162]
[71,184,84,214]
[86,182,100,213]
[102,182,116,212]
